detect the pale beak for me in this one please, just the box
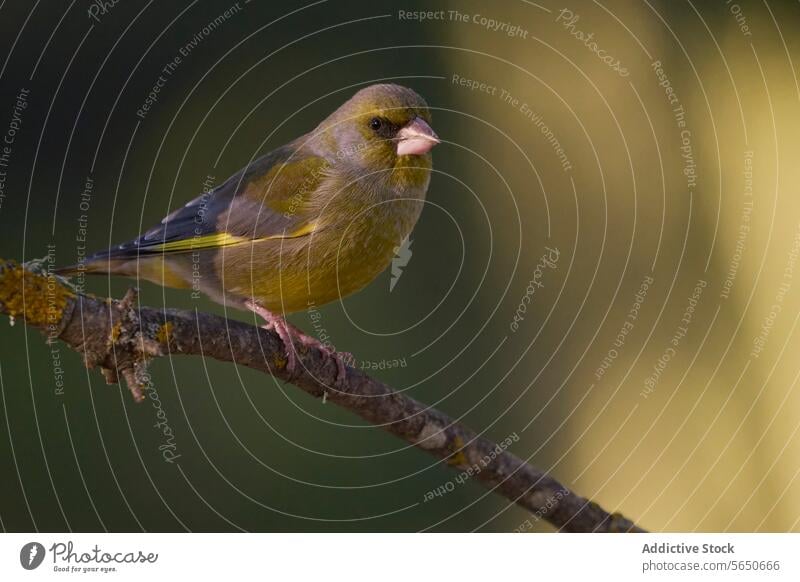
[396,117,440,156]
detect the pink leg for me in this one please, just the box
[245,300,300,378]
[245,300,351,385]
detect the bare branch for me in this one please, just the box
[0,259,646,532]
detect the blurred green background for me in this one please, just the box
[1,0,799,532]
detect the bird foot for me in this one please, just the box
[296,333,352,387]
[245,301,300,379]
[245,301,352,386]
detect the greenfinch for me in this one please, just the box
[58,84,439,382]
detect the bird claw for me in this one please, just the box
[324,348,352,387]
[245,300,352,387]
[266,317,301,380]
[296,333,351,387]
[246,300,300,379]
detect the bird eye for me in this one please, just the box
[369,117,382,131]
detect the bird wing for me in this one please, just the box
[102,145,329,260]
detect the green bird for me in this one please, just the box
[58,83,439,382]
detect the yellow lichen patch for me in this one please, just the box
[0,260,73,328]
[110,322,122,343]
[156,322,174,345]
[272,353,287,371]
[447,435,468,467]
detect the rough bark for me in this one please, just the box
[0,259,646,532]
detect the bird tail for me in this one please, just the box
[54,262,107,277]
[55,250,134,278]
[56,250,192,290]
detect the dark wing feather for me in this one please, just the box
[95,145,328,261]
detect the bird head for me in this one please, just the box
[314,84,440,179]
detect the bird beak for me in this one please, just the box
[396,117,440,156]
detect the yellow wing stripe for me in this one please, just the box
[285,222,318,238]
[154,232,245,252]
[152,223,318,253]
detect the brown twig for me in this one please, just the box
[0,259,646,532]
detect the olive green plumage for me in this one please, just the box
[64,84,439,316]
